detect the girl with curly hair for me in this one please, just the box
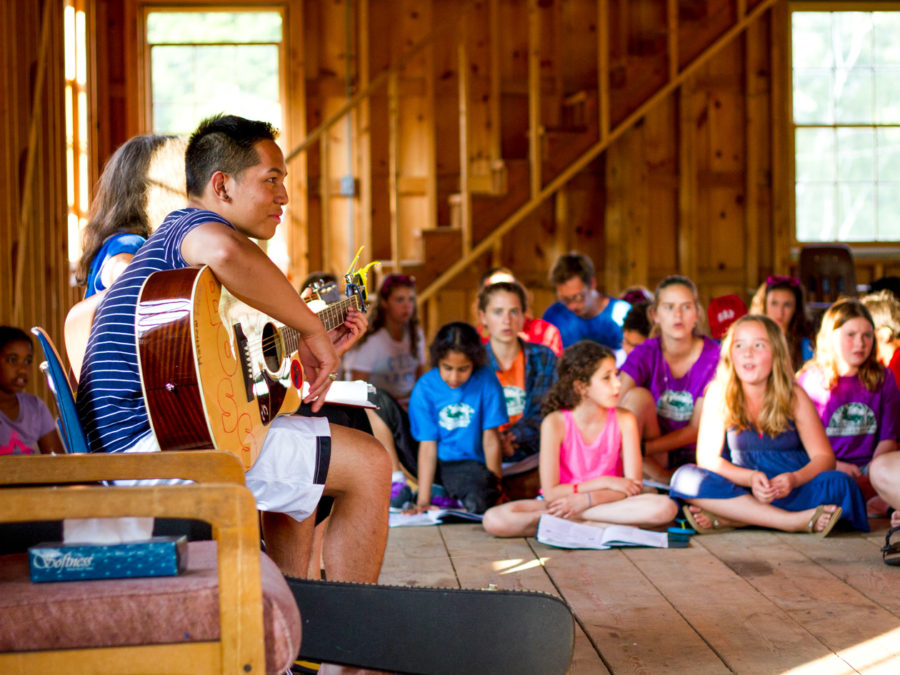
[482,341,677,537]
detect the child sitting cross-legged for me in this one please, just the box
[482,341,678,537]
[669,315,868,536]
[408,322,509,514]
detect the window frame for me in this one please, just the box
[789,0,900,252]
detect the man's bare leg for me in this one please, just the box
[261,510,315,578]
[321,424,391,582]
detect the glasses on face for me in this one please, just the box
[766,275,800,291]
[559,289,588,306]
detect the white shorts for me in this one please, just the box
[244,415,331,522]
[121,415,331,523]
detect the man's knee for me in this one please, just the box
[328,424,391,491]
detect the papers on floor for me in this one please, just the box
[301,379,377,408]
[389,509,484,527]
[536,514,673,550]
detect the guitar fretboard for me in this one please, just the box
[282,294,364,353]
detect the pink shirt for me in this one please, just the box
[558,408,622,485]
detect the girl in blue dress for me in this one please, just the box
[669,315,867,535]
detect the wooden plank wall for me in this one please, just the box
[0,0,69,405]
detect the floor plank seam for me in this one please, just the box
[691,536,859,671]
[437,525,462,589]
[619,546,736,673]
[525,537,616,674]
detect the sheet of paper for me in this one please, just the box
[301,380,376,408]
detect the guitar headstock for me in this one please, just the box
[344,256,379,312]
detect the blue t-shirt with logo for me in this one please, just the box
[408,366,509,463]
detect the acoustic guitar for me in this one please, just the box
[135,265,366,470]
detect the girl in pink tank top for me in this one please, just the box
[482,341,677,537]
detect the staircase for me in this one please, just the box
[286,0,780,327]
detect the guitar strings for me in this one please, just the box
[240,296,363,364]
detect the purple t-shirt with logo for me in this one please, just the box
[797,366,900,466]
[620,336,720,466]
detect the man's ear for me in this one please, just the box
[211,170,231,202]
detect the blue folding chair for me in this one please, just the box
[30,327,89,454]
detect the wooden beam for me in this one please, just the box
[597,0,610,140]
[458,20,472,254]
[388,71,400,271]
[527,0,542,198]
[771,0,792,274]
[13,0,52,325]
[667,0,679,82]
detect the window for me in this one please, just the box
[144,10,284,135]
[64,0,90,268]
[792,9,900,242]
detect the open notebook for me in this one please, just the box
[536,514,686,550]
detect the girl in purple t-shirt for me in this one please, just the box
[0,326,63,455]
[620,276,720,483]
[482,342,676,537]
[797,298,900,518]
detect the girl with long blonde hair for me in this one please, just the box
[669,315,867,535]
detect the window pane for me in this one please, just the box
[147,11,281,44]
[838,182,876,240]
[796,128,835,182]
[837,128,875,181]
[796,183,836,240]
[877,183,900,239]
[792,12,833,68]
[834,68,873,123]
[874,13,900,65]
[874,68,900,123]
[833,13,873,68]
[878,128,900,178]
[794,68,833,124]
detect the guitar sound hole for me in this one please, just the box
[261,323,282,372]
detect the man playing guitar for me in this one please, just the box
[76,114,390,583]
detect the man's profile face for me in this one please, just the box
[225,139,289,241]
[556,276,593,317]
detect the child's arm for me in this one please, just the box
[482,428,502,477]
[538,412,567,501]
[872,439,898,461]
[413,440,438,513]
[618,408,643,482]
[37,428,64,455]
[642,398,703,456]
[769,385,835,497]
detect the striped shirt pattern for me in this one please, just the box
[76,208,233,454]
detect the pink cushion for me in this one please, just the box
[0,541,301,674]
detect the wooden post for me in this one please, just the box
[358,0,373,263]
[678,83,697,283]
[425,37,437,230]
[528,0,542,198]
[489,0,501,165]
[388,71,400,271]
[320,131,331,275]
[667,0,679,83]
[458,19,472,254]
[771,0,792,274]
[598,0,610,140]
[744,20,762,296]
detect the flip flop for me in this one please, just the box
[882,526,900,566]
[681,505,734,535]
[807,505,842,537]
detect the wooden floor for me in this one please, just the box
[378,519,900,674]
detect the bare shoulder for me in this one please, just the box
[541,410,566,433]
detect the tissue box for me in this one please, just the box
[28,536,188,583]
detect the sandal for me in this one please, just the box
[882,526,900,566]
[681,505,734,535]
[807,505,842,538]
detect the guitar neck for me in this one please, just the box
[282,294,363,352]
